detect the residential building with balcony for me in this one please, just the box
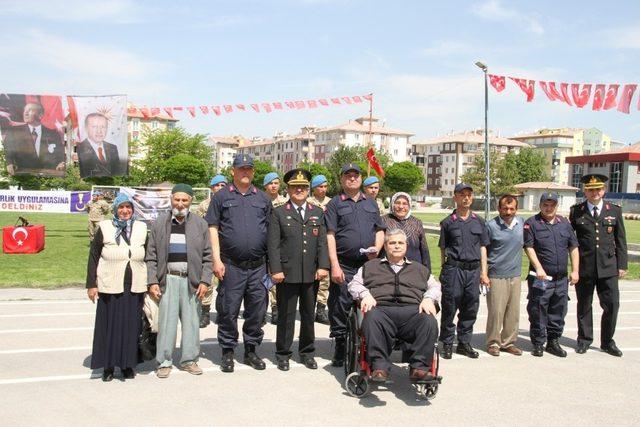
[206,136,244,171]
[273,127,316,173]
[127,111,179,161]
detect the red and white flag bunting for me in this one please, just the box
[127,94,372,119]
[489,74,639,114]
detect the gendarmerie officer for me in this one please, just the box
[325,163,386,366]
[206,154,272,373]
[438,183,489,359]
[570,174,628,357]
[524,192,579,358]
[268,168,329,371]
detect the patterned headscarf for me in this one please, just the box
[390,192,412,219]
[111,193,134,241]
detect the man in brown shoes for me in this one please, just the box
[481,195,524,357]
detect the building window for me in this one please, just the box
[132,119,139,131]
[428,167,432,174]
[428,178,432,185]
[436,167,441,174]
[609,162,623,193]
[152,120,158,130]
[571,164,583,188]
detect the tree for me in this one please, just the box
[501,147,550,184]
[460,150,511,196]
[160,154,208,186]
[384,161,425,194]
[326,146,390,194]
[251,160,277,188]
[137,127,214,184]
[298,161,334,194]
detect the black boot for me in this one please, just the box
[545,339,567,357]
[315,303,329,324]
[199,305,211,328]
[244,344,266,370]
[270,307,278,325]
[332,337,346,367]
[441,343,453,359]
[456,342,479,359]
[220,348,234,373]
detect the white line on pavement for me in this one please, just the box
[0,312,94,318]
[0,300,87,305]
[0,327,94,334]
[0,340,220,355]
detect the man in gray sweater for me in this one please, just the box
[481,195,524,356]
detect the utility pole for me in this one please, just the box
[475,61,490,219]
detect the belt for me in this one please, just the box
[222,256,265,270]
[167,270,188,277]
[547,274,567,282]
[445,259,480,270]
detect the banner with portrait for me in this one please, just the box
[118,187,172,222]
[68,95,128,179]
[0,93,66,177]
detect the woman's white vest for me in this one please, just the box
[96,220,148,294]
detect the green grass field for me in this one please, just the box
[0,211,638,288]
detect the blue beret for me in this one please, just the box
[311,175,327,189]
[209,175,227,186]
[263,172,280,187]
[363,176,379,187]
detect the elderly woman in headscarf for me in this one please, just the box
[381,192,431,271]
[86,193,148,381]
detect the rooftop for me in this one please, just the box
[514,181,579,191]
[413,130,530,147]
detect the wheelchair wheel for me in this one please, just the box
[344,310,359,377]
[345,372,369,398]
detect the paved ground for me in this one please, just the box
[1,282,639,426]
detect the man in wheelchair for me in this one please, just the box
[347,228,441,383]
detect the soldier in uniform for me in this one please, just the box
[363,176,386,214]
[524,192,579,357]
[268,168,329,371]
[570,174,627,357]
[206,154,272,373]
[263,172,288,325]
[195,175,227,218]
[85,191,111,242]
[325,163,386,366]
[307,174,332,324]
[196,174,227,328]
[438,183,489,359]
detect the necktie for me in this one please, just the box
[97,146,106,163]
[593,206,599,220]
[32,129,38,156]
[297,206,304,220]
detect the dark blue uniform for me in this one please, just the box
[205,183,272,349]
[324,192,385,338]
[438,210,489,345]
[523,214,578,346]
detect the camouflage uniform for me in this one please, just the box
[85,199,110,241]
[307,195,332,310]
[195,197,211,218]
[375,198,386,215]
[196,196,217,327]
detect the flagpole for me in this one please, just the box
[367,93,373,177]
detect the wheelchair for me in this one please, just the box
[343,304,442,400]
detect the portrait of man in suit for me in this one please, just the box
[76,112,127,178]
[2,102,65,176]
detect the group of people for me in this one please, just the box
[85,152,628,384]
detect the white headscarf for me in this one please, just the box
[390,192,412,219]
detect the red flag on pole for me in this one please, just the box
[363,94,373,101]
[366,147,385,177]
[489,75,506,92]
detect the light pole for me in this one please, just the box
[475,61,490,219]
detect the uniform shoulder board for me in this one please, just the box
[609,202,621,208]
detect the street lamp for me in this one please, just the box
[475,61,490,219]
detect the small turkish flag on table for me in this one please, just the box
[2,225,45,254]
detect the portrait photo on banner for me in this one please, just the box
[68,95,128,179]
[0,93,66,177]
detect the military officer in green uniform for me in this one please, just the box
[570,174,628,357]
[85,191,111,241]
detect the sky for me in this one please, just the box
[2,0,640,144]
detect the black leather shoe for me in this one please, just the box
[301,356,318,369]
[331,338,346,367]
[315,305,330,324]
[122,368,135,379]
[102,367,114,382]
[575,342,589,354]
[199,307,210,328]
[601,341,623,357]
[532,345,544,357]
[220,349,234,373]
[277,359,290,371]
[441,343,453,359]
[545,339,567,357]
[244,346,266,370]
[270,309,278,325]
[456,343,479,359]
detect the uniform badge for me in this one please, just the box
[312,228,319,236]
[286,216,292,219]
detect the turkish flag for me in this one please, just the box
[307,100,318,108]
[592,84,606,110]
[318,99,329,106]
[489,75,506,92]
[330,98,341,105]
[251,104,260,112]
[285,101,295,109]
[603,84,619,110]
[140,107,150,118]
[3,225,45,254]
[224,105,233,113]
[262,102,273,113]
[295,100,305,109]
[509,77,536,102]
[199,106,209,115]
[352,96,363,103]
[366,147,385,177]
[163,107,173,118]
[273,102,283,110]
[616,84,637,114]
[363,94,373,101]
[187,107,196,117]
[150,107,160,116]
[212,106,221,116]
[571,84,592,108]
[235,104,246,111]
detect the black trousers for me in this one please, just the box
[576,274,619,347]
[362,305,438,371]
[328,263,359,339]
[275,282,318,360]
[439,265,480,345]
[526,277,568,346]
